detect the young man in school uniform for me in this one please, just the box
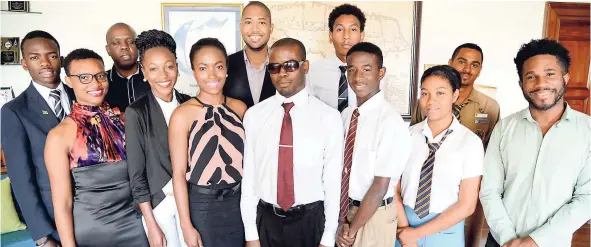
[336,42,411,247]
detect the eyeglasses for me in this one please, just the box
[68,72,108,84]
[267,60,305,74]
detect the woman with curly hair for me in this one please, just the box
[126,29,192,247]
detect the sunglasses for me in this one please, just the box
[267,60,305,74]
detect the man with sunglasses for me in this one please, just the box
[241,38,344,247]
[2,30,75,247]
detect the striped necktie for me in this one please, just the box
[49,89,65,121]
[414,129,453,218]
[338,66,348,112]
[452,101,470,120]
[339,109,359,221]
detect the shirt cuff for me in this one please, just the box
[320,231,335,247]
[244,225,259,242]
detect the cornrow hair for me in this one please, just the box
[135,29,177,64]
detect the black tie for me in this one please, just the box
[49,89,65,121]
[338,65,348,112]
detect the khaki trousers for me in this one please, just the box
[346,201,398,247]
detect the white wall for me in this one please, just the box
[418,1,546,118]
[1,0,549,117]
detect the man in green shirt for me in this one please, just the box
[480,39,590,247]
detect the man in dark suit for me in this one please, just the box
[1,30,74,247]
[224,1,275,108]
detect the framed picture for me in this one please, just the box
[1,37,20,65]
[7,1,29,12]
[265,1,422,119]
[161,3,243,96]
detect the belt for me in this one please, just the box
[188,183,241,201]
[350,197,393,207]
[259,200,323,218]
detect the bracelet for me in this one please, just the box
[36,237,50,247]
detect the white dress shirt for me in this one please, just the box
[244,50,269,104]
[32,81,71,116]
[341,91,411,200]
[241,87,344,246]
[153,92,179,127]
[307,55,357,109]
[401,117,484,213]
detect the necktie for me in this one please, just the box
[338,66,348,112]
[277,102,295,210]
[49,89,65,121]
[339,109,360,220]
[452,101,470,121]
[414,129,453,218]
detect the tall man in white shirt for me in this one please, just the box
[336,42,411,247]
[307,4,366,111]
[481,39,590,247]
[241,38,344,247]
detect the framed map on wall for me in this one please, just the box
[266,1,422,119]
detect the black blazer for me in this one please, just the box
[125,90,191,208]
[1,82,75,241]
[224,50,275,108]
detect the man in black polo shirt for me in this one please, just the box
[104,22,149,111]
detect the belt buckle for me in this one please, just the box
[272,206,287,218]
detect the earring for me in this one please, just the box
[226,74,228,78]
[143,78,147,82]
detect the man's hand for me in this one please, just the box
[503,237,538,247]
[397,226,420,245]
[336,223,355,247]
[44,239,59,247]
[246,240,261,247]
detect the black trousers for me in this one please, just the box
[485,233,502,247]
[256,200,325,247]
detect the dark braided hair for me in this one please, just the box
[135,29,177,64]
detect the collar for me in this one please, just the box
[355,91,385,116]
[520,102,573,124]
[422,116,460,142]
[32,80,66,101]
[330,54,346,67]
[153,91,178,106]
[275,86,310,108]
[243,49,269,70]
[109,64,140,81]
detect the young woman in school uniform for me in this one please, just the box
[394,65,484,247]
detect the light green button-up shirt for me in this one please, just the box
[480,104,591,247]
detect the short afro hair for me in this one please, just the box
[270,38,306,60]
[451,43,483,63]
[21,30,60,54]
[243,1,272,22]
[514,39,571,81]
[328,4,366,32]
[136,29,177,64]
[64,48,104,76]
[189,38,228,70]
[421,65,462,92]
[346,42,383,68]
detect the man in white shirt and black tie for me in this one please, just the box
[307,4,366,112]
[241,37,344,247]
[336,42,411,247]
